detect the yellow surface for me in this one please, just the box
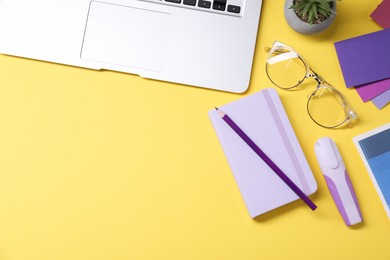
[0,1,389,259]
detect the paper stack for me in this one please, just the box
[334,2,390,109]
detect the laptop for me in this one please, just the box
[0,0,262,93]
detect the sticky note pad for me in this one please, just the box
[334,29,390,88]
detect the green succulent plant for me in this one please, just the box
[290,0,336,25]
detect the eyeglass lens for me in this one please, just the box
[307,86,349,128]
[266,47,306,89]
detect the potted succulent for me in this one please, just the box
[284,0,337,35]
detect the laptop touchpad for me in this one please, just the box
[81,1,171,72]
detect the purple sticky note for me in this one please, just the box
[334,28,390,88]
[371,0,390,28]
[372,88,390,109]
[356,78,390,102]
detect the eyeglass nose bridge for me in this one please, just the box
[309,73,321,84]
[307,68,329,85]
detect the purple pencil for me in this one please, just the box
[215,107,317,211]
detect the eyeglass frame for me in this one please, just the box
[265,41,358,129]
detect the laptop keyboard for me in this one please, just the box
[140,0,244,17]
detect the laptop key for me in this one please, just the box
[227,4,240,13]
[165,0,181,3]
[212,0,226,11]
[198,0,211,8]
[183,0,196,6]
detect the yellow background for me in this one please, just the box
[0,0,389,259]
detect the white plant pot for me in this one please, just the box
[284,0,336,35]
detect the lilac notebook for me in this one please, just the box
[209,88,317,218]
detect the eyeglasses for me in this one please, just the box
[265,41,358,129]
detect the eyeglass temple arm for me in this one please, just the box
[265,45,310,70]
[264,47,289,54]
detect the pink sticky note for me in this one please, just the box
[371,0,390,28]
[355,78,390,102]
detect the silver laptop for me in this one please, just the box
[0,0,262,93]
